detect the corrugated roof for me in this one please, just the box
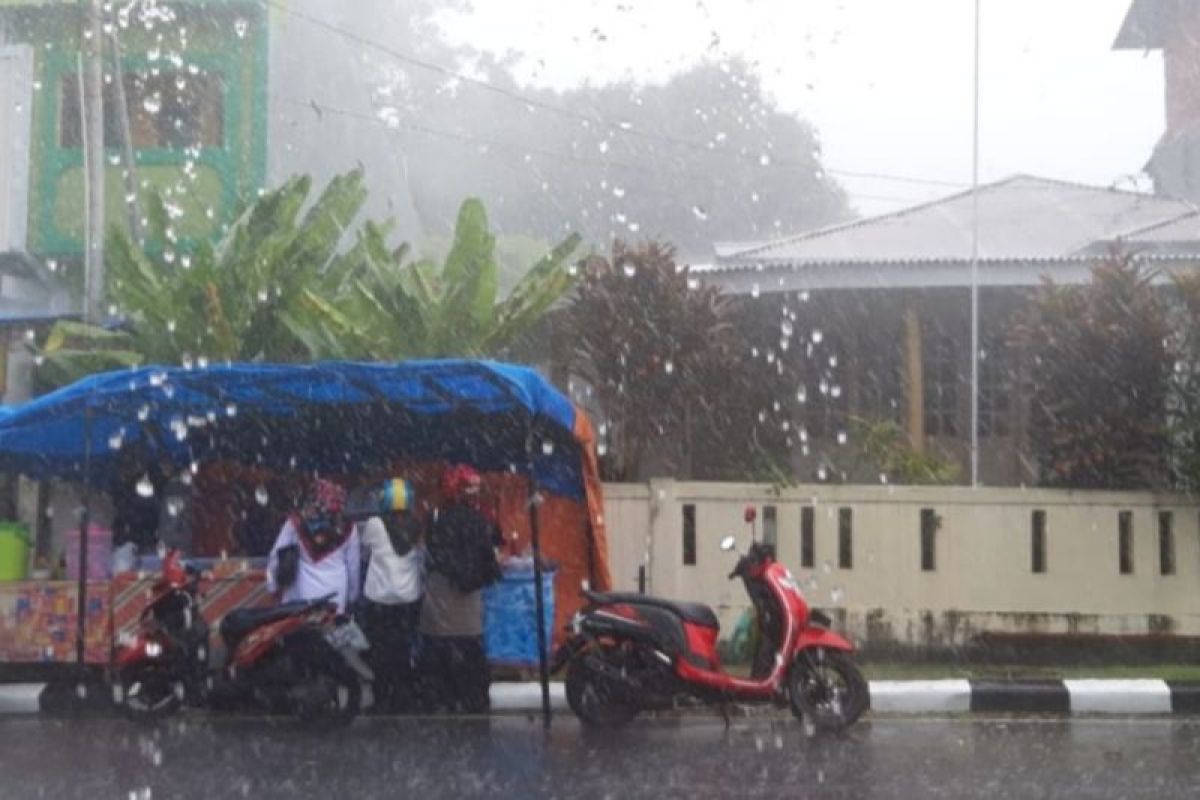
[712,175,1199,270]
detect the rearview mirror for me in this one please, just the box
[743,506,757,524]
[719,535,737,552]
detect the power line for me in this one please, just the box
[280,94,932,208]
[825,168,968,188]
[265,0,965,192]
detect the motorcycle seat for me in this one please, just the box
[586,591,720,629]
[219,600,317,646]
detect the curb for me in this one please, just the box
[1,680,1198,717]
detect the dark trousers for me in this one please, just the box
[418,635,490,714]
[361,600,421,712]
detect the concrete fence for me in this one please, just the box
[601,481,1200,655]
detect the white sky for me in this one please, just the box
[437,0,1164,216]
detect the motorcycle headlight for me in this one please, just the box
[145,641,163,658]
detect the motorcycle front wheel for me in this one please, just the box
[564,645,640,728]
[788,649,869,733]
[118,663,184,721]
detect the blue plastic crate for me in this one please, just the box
[483,566,556,667]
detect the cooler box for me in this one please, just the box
[483,564,556,667]
[0,522,30,581]
[65,524,113,581]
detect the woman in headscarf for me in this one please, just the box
[266,477,361,615]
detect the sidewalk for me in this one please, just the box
[3,679,1199,717]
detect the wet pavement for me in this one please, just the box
[1,714,1197,799]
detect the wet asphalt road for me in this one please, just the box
[1,714,1198,799]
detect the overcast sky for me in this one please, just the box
[437,0,1164,216]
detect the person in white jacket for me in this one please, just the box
[266,478,361,615]
[356,478,425,712]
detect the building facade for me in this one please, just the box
[0,0,268,262]
[703,175,1200,486]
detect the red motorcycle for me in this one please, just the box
[114,551,371,724]
[554,508,868,731]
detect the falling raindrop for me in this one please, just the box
[108,430,125,451]
[622,263,636,278]
[759,153,771,166]
[811,329,824,344]
[664,360,674,375]
[254,486,269,506]
[612,186,625,198]
[691,205,708,221]
[136,475,155,498]
[831,586,845,604]
[541,441,555,456]
[225,403,238,418]
[166,319,176,333]
[686,276,700,290]
[817,466,828,481]
[836,430,848,445]
[796,386,807,404]
[750,283,761,299]
[142,93,162,115]
[234,18,248,38]
[830,385,843,399]
[596,442,608,456]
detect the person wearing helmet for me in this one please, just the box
[266,477,361,614]
[418,464,501,714]
[356,478,425,713]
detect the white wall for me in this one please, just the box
[0,44,32,253]
[602,481,1200,649]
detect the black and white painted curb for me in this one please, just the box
[2,680,1199,717]
[871,679,1200,715]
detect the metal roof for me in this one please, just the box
[709,176,1200,272]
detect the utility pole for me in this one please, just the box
[109,29,142,244]
[82,0,106,323]
[969,0,981,487]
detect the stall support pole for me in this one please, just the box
[74,405,93,670]
[528,481,552,728]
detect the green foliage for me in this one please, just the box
[305,198,581,359]
[1013,252,1171,489]
[31,178,579,390]
[559,240,790,481]
[850,417,959,485]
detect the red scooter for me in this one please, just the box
[114,550,371,724]
[554,507,868,731]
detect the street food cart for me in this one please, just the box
[0,359,612,720]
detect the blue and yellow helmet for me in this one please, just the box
[379,478,414,513]
[345,478,415,519]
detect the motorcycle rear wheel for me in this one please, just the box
[292,657,361,727]
[565,645,640,728]
[118,663,184,721]
[788,649,868,733]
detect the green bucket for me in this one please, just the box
[0,522,31,582]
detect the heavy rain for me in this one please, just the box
[1,1,1199,798]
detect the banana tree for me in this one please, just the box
[32,170,370,387]
[299,198,581,359]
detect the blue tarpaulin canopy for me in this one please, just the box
[0,359,584,499]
